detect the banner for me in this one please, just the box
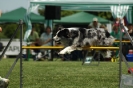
[0,40,26,56]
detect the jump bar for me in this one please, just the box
[114,40,130,43]
[22,46,64,49]
[22,46,119,50]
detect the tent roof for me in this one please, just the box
[54,12,110,23]
[30,0,133,11]
[0,7,44,23]
[30,0,133,5]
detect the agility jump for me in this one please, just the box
[22,40,130,50]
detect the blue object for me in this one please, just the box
[126,54,133,62]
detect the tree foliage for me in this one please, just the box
[87,11,113,21]
[0,23,27,39]
[61,10,80,17]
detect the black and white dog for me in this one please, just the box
[0,76,9,88]
[53,27,86,54]
[81,28,115,47]
[53,27,116,58]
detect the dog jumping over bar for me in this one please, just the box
[53,27,116,58]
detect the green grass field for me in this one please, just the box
[0,58,133,88]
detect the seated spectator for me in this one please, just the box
[123,23,133,60]
[0,27,4,52]
[100,24,108,31]
[111,24,120,40]
[0,27,2,32]
[88,17,101,29]
[110,23,125,58]
[127,24,133,36]
[25,26,40,60]
[40,26,52,60]
[127,23,133,51]
[28,26,39,43]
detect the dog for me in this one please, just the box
[82,28,115,46]
[0,76,9,88]
[81,28,115,59]
[96,28,116,46]
[53,27,116,58]
[82,28,98,46]
[53,27,86,54]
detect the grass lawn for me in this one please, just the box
[0,58,133,88]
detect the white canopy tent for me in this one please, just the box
[30,0,133,6]
[30,0,133,10]
[29,0,133,22]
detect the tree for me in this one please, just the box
[87,11,114,21]
[0,23,27,39]
[61,10,79,17]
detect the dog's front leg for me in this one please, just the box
[58,46,76,55]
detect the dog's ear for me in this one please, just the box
[63,29,70,38]
[57,30,63,37]
[105,30,110,38]
[57,28,70,38]
[70,30,79,38]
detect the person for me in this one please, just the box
[28,27,39,43]
[111,17,127,39]
[127,23,133,53]
[127,24,133,36]
[88,17,101,29]
[39,26,52,60]
[0,27,2,32]
[25,26,40,61]
[122,24,133,60]
[100,24,108,31]
[0,27,4,51]
[40,26,52,46]
[110,24,121,40]
[110,23,125,58]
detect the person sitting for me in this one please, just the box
[25,26,40,60]
[28,26,39,43]
[127,24,133,36]
[39,26,52,60]
[88,17,101,29]
[100,24,108,31]
[122,23,133,60]
[0,27,4,52]
[110,23,125,58]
